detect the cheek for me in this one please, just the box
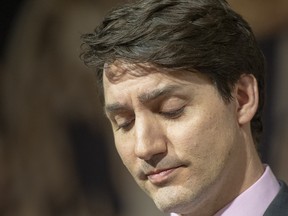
[167,106,237,162]
[114,134,136,171]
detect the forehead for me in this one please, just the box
[103,64,174,104]
[103,62,213,103]
[103,61,162,84]
[103,61,207,85]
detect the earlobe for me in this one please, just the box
[235,74,259,125]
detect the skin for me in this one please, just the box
[103,63,264,216]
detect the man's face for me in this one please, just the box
[103,63,246,214]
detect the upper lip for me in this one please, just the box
[138,162,186,180]
[146,168,172,176]
[145,165,183,177]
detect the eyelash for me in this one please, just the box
[159,106,185,119]
[116,119,134,131]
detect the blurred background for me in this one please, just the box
[0,0,287,215]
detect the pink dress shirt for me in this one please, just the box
[171,165,280,216]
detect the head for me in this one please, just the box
[81,0,265,214]
[82,0,265,144]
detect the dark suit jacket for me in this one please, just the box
[264,181,288,216]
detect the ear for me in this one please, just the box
[234,74,259,125]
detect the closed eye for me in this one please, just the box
[116,118,134,132]
[159,106,185,119]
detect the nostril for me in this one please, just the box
[134,135,167,161]
[144,153,167,166]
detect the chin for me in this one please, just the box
[150,184,202,214]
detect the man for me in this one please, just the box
[81,0,288,215]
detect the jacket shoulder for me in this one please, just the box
[264,181,288,216]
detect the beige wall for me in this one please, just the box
[228,0,288,38]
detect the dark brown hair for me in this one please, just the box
[81,0,266,144]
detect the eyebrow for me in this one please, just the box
[104,103,131,116]
[137,85,181,103]
[104,85,181,115]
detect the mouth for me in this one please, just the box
[146,166,183,185]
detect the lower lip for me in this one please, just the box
[147,167,179,185]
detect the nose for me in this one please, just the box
[134,114,167,161]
